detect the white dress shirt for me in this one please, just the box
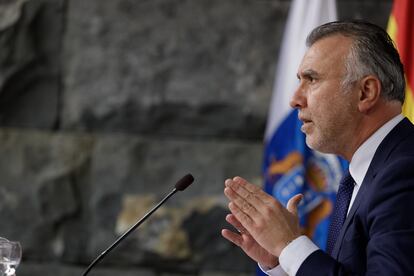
[261,114,404,276]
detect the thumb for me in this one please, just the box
[286,194,303,216]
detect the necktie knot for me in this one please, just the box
[326,172,355,255]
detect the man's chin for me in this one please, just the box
[305,141,317,151]
[305,136,325,153]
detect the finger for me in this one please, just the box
[228,201,255,231]
[221,229,243,247]
[226,177,284,220]
[224,185,261,219]
[227,177,262,193]
[231,176,281,207]
[226,177,263,196]
[226,214,249,234]
[286,194,303,216]
[225,178,266,211]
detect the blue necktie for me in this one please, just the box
[326,172,355,255]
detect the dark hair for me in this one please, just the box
[306,20,405,103]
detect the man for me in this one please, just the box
[222,20,414,275]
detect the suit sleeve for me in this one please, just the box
[365,157,414,274]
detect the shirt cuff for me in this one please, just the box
[279,235,319,275]
[258,263,288,276]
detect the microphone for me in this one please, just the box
[82,174,194,276]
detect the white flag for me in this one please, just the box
[262,0,346,251]
[265,0,337,139]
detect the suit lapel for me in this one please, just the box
[331,118,414,258]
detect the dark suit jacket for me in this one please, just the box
[297,118,414,276]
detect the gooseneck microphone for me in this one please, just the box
[82,174,194,276]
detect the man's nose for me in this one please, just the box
[290,85,307,109]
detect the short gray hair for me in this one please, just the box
[306,20,405,103]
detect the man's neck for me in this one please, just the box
[344,103,402,161]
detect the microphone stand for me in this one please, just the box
[82,188,178,276]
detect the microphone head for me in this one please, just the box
[175,174,194,191]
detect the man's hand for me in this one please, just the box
[221,213,279,268]
[223,176,303,257]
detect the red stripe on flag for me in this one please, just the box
[392,0,414,91]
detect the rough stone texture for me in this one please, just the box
[83,134,261,273]
[338,0,392,28]
[182,205,256,273]
[0,0,394,275]
[0,128,93,261]
[62,0,288,139]
[0,128,260,274]
[0,0,64,129]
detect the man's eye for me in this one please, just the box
[306,76,314,83]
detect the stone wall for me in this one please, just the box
[0,0,392,275]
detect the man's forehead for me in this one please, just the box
[298,35,353,74]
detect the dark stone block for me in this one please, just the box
[338,0,393,28]
[182,206,256,273]
[62,0,289,139]
[0,128,94,262]
[0,0,64,129]
[37,175,79,222]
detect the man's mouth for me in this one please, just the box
[298,115,312,124]
[298,115,313,133]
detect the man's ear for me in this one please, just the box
[357,75,381,113]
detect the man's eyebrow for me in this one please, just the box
[297,69,319,79]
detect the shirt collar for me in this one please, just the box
[349,114,404,187]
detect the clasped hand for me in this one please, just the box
[221,176,302,268]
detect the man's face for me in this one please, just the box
[290,35,360,156]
